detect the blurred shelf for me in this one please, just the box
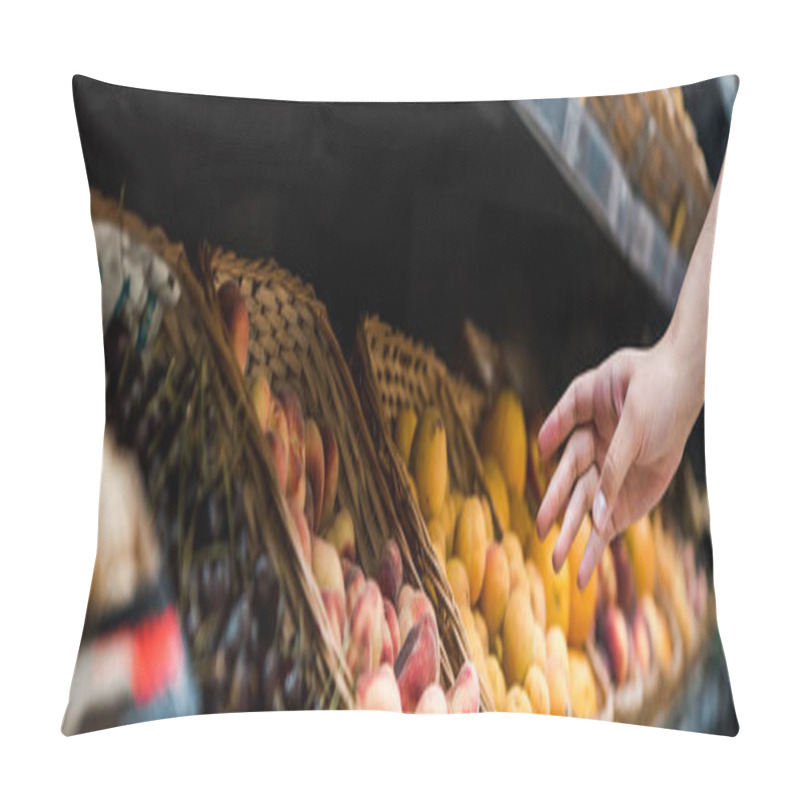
[514,98,688,311]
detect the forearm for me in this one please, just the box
[663,162,725,434]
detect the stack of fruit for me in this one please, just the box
[393,390,599,717]
[219,282,476,713]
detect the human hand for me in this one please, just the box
[535,334,702,590]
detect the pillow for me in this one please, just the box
[65,74,737,734]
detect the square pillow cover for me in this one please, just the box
[64,75,738,734]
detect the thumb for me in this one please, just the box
[591,399,640,539]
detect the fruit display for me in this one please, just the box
[211,257,484,712]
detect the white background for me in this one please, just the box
[1,1,797,796]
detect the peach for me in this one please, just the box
[321,588,345,647]
[395,614,441,713]
[303,476,315,533]
[356,664,402,712]
[344,562,366,618]
[305,420,325,533]
[415,683,448,714]
[217,281,249,374]
[600,604,629,685]
[454,496,488,604]
[398,589,435,646]
[397,583,414,615]
[264,430,288,494]
[347,579,384,678]
[277,389,306,506]
[290,500,312,565]
[377,538,403,604]
[311,536,345,607]
[250,374,271,433]
[480,542,510,638]
[632,605,651,677]
[504,685,532,713]
[319,422,339,525]
[446,558,471,610]
[524,664,550,715]
[323,508,356,563]
[380,616,395,665]
[447,660,480,714]
[384,598,400,659]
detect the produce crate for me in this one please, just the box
[205,249,462,697]
[353,315,613,718]
[91,190,352,712]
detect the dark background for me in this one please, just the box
[73,76,731,477]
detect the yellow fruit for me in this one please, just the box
[394,407,418,467]
[625,515,656,598]
[509,490,534,552]
[480,495,494,543]
[530,524,570,637]
[546,626,569,677]
[492,633,503,663]
[526,560,547,629]
[502,531,524,570]
[546,657,569,716]
[503,587,536,686]
[483,458,510,531]
[411,406,448,521]
[508,559,530,599]
[486,655,507,712]
[567,516,598,647]
[454,496,488,604]
[446,557,471,610]
[480,389,528,496]
[428,517,447,559]
[473,608,490,657]
[524,664,550,715]
[532,622,547,672]
[480,542,510,638]
[462,606,489,682]
[568,648,597,719]
[437,495,456,555]
[505,685,532,713]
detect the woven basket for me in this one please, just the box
[90,190,352,712]
[205,248,463,696]
[352,316,503,710]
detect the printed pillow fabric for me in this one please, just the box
[64,75,738,734]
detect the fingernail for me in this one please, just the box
[592,490,607,533]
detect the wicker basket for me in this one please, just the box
[352,316,506,710]
[205,249,465,696]
[90,190,352,712]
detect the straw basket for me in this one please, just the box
[91,190,351,712]
[205,248,467,696]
